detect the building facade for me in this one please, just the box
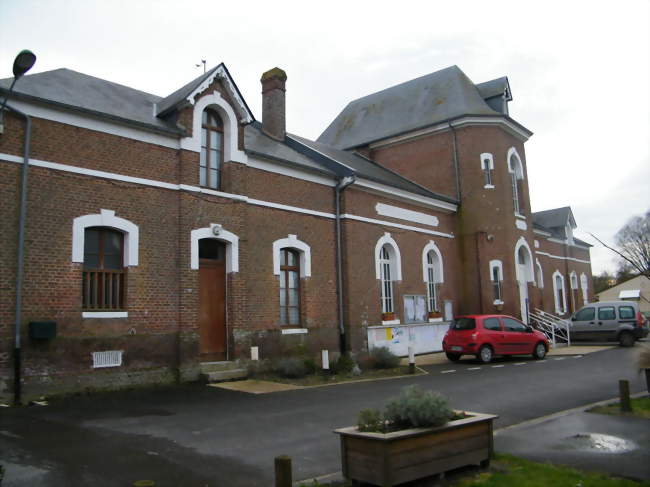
[0,63,593,401]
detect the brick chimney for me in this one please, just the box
[261,67,287,140]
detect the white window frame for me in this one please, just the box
[553,270,567,315]
[480,152,494,189]
[379,245,395,314]
[507,147,525,216]
[190,223,240,273]
[535,258,544,288]
[514,237,535,283]
[422,241,444,312]
[580,272,589,303]
[374,233,402,281]
[273,234,312,278]
[489,259,504,305]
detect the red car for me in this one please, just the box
[442,314,549,363]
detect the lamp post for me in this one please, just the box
[0,49,36,133]
[1,50,36,405]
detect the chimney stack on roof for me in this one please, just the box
[261,67,287,140]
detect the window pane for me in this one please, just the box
[279,287,286,306]
[289,307,299,325]
[619,306,635,319]
[280,250,287,266]
[289,288,299,306]
[279,307,287,325]
[209,169,218,189]
[202,110,207,124]
[201,127,207,146]
[484,318,500,330]
[503,318,526,332]
[287,251,296,266]
[200,148,207,167]
[279,271,286,289]
[288,270,298,289]
[598,307,616,320]
[452,318,476,330]
[84,228,100,268]
[209,149,218,169]
[574,307,595,321]
[200,166,206,186]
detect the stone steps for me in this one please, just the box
[200,361,247,383]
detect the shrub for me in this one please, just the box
[274,357,308,378]
[246,358,272,378]
[368,346,400,369]
[357,408,385,433]
[384,385,453,429]
[332,354,355,375]
[303,357,318,374]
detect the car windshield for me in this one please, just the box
[451,317,476,330]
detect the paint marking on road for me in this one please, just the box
[467,367,482,370]
[554,357,566,360]
[534,360,548,363]
[514,362,526,366]
[441,369,456,374]
[491,365,505,368]
[573,355,583,358]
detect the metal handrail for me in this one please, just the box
[530,308,571,347]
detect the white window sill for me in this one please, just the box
[82,311,128,319]
[281,328,308,335]
[484,184,495,189]
[515,213,526,220]
[428,317,444,323]
[493,300,504,306]
[382,319,401,325]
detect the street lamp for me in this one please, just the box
[0,49,36,133]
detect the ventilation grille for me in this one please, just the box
[92,350,123,368]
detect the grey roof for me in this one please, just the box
[317,65,503,149]
[286,134,458,203]
[532,206,576,230]
[573,237,592,248]
[0,68,180,134]
[244,122,335,175]
[476,77,511,100]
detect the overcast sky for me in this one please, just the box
[1,0,648,275]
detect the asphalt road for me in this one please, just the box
[0,346,646,487]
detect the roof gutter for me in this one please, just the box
[335,175,356,353]
[448,122,461,202]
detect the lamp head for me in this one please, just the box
[13,50,36,79]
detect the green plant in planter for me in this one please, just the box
[357,385,456,433]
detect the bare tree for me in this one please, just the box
[590,209,650,279]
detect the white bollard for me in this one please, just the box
[251,346,259,361]
[408,346,415,374]
[321,350,330,370]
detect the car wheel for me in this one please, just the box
[532,342,547,360]
[477,345,493,364]
[618,331,635,347]
[445,352,461,362]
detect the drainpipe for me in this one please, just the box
[335,175,356,354]
[6,104,32,406]
[448,122,461,201]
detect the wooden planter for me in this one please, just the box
[334,411,498,487]
[381,312,396,321]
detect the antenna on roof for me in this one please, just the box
[195,59,206,74]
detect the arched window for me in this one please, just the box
[201,109,224,189]
[508,149,525,215]
[480,153,494,188]
[535,259,544,288]
[379,245,395,314]
[489,260,504,303]
[553,271,567,315]
[580,273,589,303]
[83,227,125,310]
[279,249,301,325]
[422,241,443,313]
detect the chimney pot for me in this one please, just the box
[261,67,287,140]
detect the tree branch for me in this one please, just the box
[588,233,650,279]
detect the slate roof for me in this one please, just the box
[286,134,458,203]
[476,77,511,101]
[317,65,513,150]
[532,206,576,230]
[0,68,180,134]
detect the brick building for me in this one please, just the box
[0,63,593,400]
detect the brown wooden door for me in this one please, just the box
[199,258,226,360]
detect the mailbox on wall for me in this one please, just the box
[29,321,57,340]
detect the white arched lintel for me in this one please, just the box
[72,209,139,266]
[190,224,239,273]
[180,91,248,164]
[374,232,402,281]
[489,259,504,281]
[273,234,311,278]
[480,152,494,170]
[507,146,524,179]
[514,237,534,283]
[552,269,567,314]
[421,240,444,283]
[569,270,578,289]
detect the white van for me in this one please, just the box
[570,300,648,346]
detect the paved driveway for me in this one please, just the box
[0,347,646,486]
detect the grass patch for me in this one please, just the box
[588,397,650,419]
[455,454,650,487]
[253,366,423,387]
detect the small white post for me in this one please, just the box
[321,350,330,370]
[251,346,259,361]
[408,346,415,374]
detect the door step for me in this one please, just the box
[200,361,247,383]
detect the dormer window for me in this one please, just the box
[200,109,224,189]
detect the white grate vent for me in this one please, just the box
[92,350,123,368]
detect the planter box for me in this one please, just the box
[334,411,498,486]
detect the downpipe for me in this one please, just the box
[335,175,356,354]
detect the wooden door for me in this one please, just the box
[199,258,226,360]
